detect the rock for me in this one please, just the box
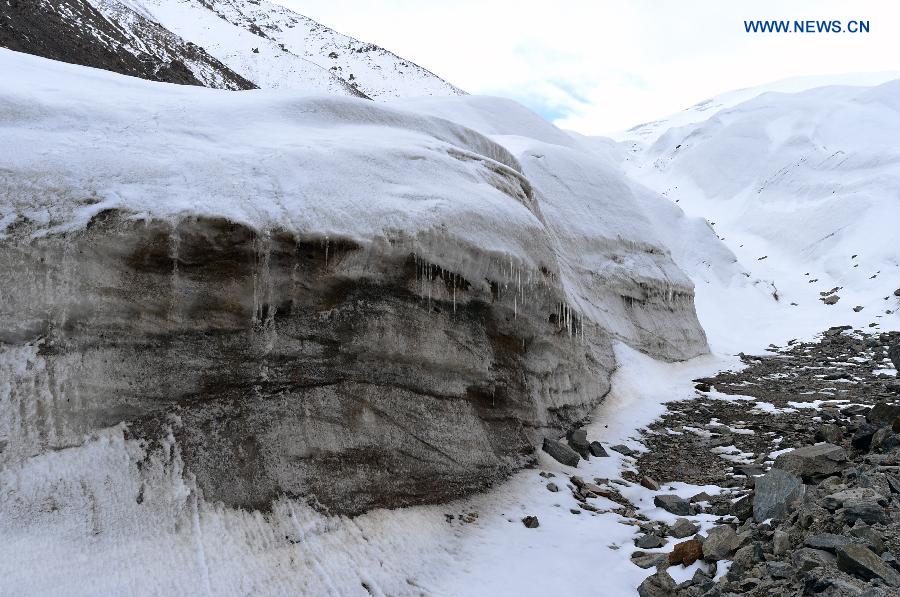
[821,487,886,510]
[566,428,591,459]
[653,494,694,516]
[669,518,699,539]
[772,443,847,480]
[772,530,790,556]
[804,533,852,553]
[821,295,840,305]
[542,438,580,467]
[850,524,885,555]
[870,426,895,452]
[841,404,871,417]
[791,547,836,571]
[767,561,793,579]
[702,525,741,561]
[753,468,805,522]
[521,515,540,529]
[631,551,669,569]
[867,402,900,426]
[588,441,609,457]
[640,476,660,491]
[637,570,677,597]
[851,424,879,450]
[889,344,900,371]
[669,538,703,566]
[546,482,559,492]
[635,534,666,549]
[853,305,864,312]
[731,544,759,569]
[694,382,711,392]
[730,494,753,521]
[844,503,890,525]
[815,423,843,444]
[836,544,900,587]
[690,491,713,503]
[610,444,637,457]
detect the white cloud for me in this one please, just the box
[277,0,900,134]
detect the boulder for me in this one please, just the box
[669,538,703,566]
[867,402,900,426]
[542,438,579,467]
[772,530,790,556]
[521,516,540,529]
[889,344,900,371]
[702,525,741,561]
[669,518,699,539]
[631,551,669,570]
[772,443,847,480]
[653,494,694,516]
[637,570,677,597]
[804,533,852,553]
[844,503,890,526]
[588,441,609,457]
[566,428,591,459]
[730,494,753,521]
[791,547,836,572]
[610,444,638,456]
[821,487,886,510]
[850,524,885,555]
[851,424,879,450]
[753,468,805,522]
[814,424,843,445]
[836,544,900,587]
[635,534,666,549]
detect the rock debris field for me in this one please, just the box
[538,326,900,596]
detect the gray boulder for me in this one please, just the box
[637,570,677,597]
[753,468,805,522]
[669,518,699,539]
[542,438,579,467]
[815,424,843,444]
[702,525,741,561]
[631,551,668,569]
[566,428,591,459]
[888,344,900,371]
[653,494,694,516]
[867,402,900,426]
[791,547,836,572]
[635,534,666,549]
[836,544,900,587]
[804,533,852,553]
[772,443,848,480]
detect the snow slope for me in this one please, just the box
[616,71,900,145]
[114,0,465,98]
[624,80,900,351]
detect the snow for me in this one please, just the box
[618,77,900,352]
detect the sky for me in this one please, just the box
[277,0,900,135]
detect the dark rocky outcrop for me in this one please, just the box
[0,0,255,89]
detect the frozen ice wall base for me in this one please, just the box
[1,212,618,514]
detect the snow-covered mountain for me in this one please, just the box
[0,0,254,88]
[616,72,900,145]
[624,78,900,350]
[0,0,464,99]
